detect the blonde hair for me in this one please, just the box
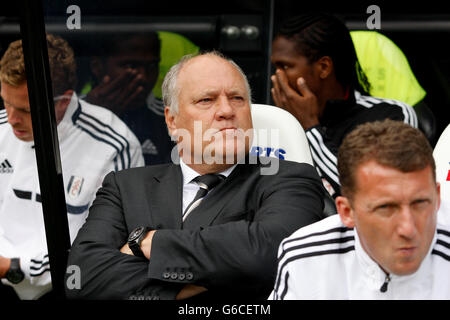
[0,33,76,96]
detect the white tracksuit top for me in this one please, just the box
[269,210,450,300]
[0,93,144,299]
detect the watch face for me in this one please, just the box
[129,227,144,242]
[7,269,24,284]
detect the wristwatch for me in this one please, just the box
[5,258,25,284]
[127,226,151,258]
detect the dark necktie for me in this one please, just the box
[183,174,225,220]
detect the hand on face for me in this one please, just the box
[86,68,148,115]
[271,68,320,130]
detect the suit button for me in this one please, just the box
[163,272,170,279]
[178,273,186,281]
[170,272,178,280]
[186,272,194,280]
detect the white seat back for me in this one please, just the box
[433,123,450,225]
[250,104,313,165]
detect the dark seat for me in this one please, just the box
[414,100,438,146]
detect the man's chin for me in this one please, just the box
[205,148,247,165]
[13,129,33,142]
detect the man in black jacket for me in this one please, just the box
[66,51,326,300]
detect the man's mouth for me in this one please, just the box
[219,127,237,132]
[397,246,417,256]
[13,128,28,136]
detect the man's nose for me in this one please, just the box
[216,96,235,119]
[397,207,417,239]
[7,108,22,126]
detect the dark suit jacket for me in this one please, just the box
[65,157,326,300]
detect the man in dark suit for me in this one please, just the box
[65,51,327,300]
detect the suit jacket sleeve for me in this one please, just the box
[148,162,325,295]
[65,171,182,300]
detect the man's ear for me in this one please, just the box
[436,182,441,212]
[316,56,333,80]
[164,106,177,138]
[336,196,355,228]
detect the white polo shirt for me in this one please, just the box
[0,92,144,299]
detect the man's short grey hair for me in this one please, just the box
[162,50,252,114]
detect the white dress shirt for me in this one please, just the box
[179,159,236,216]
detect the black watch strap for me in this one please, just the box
[6,257,25,284]
[128,226,151,258]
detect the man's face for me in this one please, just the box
[339,161,440,276]
[1,82,33,142]
[166,55,253,167]
[271,36,321,95]
[104,39,160,99]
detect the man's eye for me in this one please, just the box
[121,63,136,69]
[412,199,429,210]
[276,63,288,70]
[375,204,395,215]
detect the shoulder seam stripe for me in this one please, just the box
[437,229,450,238]
[436,239,450,250]
[273,245,355,294]
[77,116,127,168]
[74,123,125,170]
[283,245,355,268]
[30,255,49,264]
[80,110,131,160]
[306,130,338,170]
[308,147,340,185]
[79,111,130,146]
[30,258,49,265]
[280,271,290,300]
[30,261,50,270]
[282,226,353,245]
[432,249,450,262]
[280,236,355,262]
[30,268,51,277]
[79,112,131,169]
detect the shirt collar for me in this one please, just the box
[56,91,79,142]
[179,158,237,186]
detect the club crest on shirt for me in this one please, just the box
[447,162,450,181]
[67,175,84,200]
[322,178,335,197]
